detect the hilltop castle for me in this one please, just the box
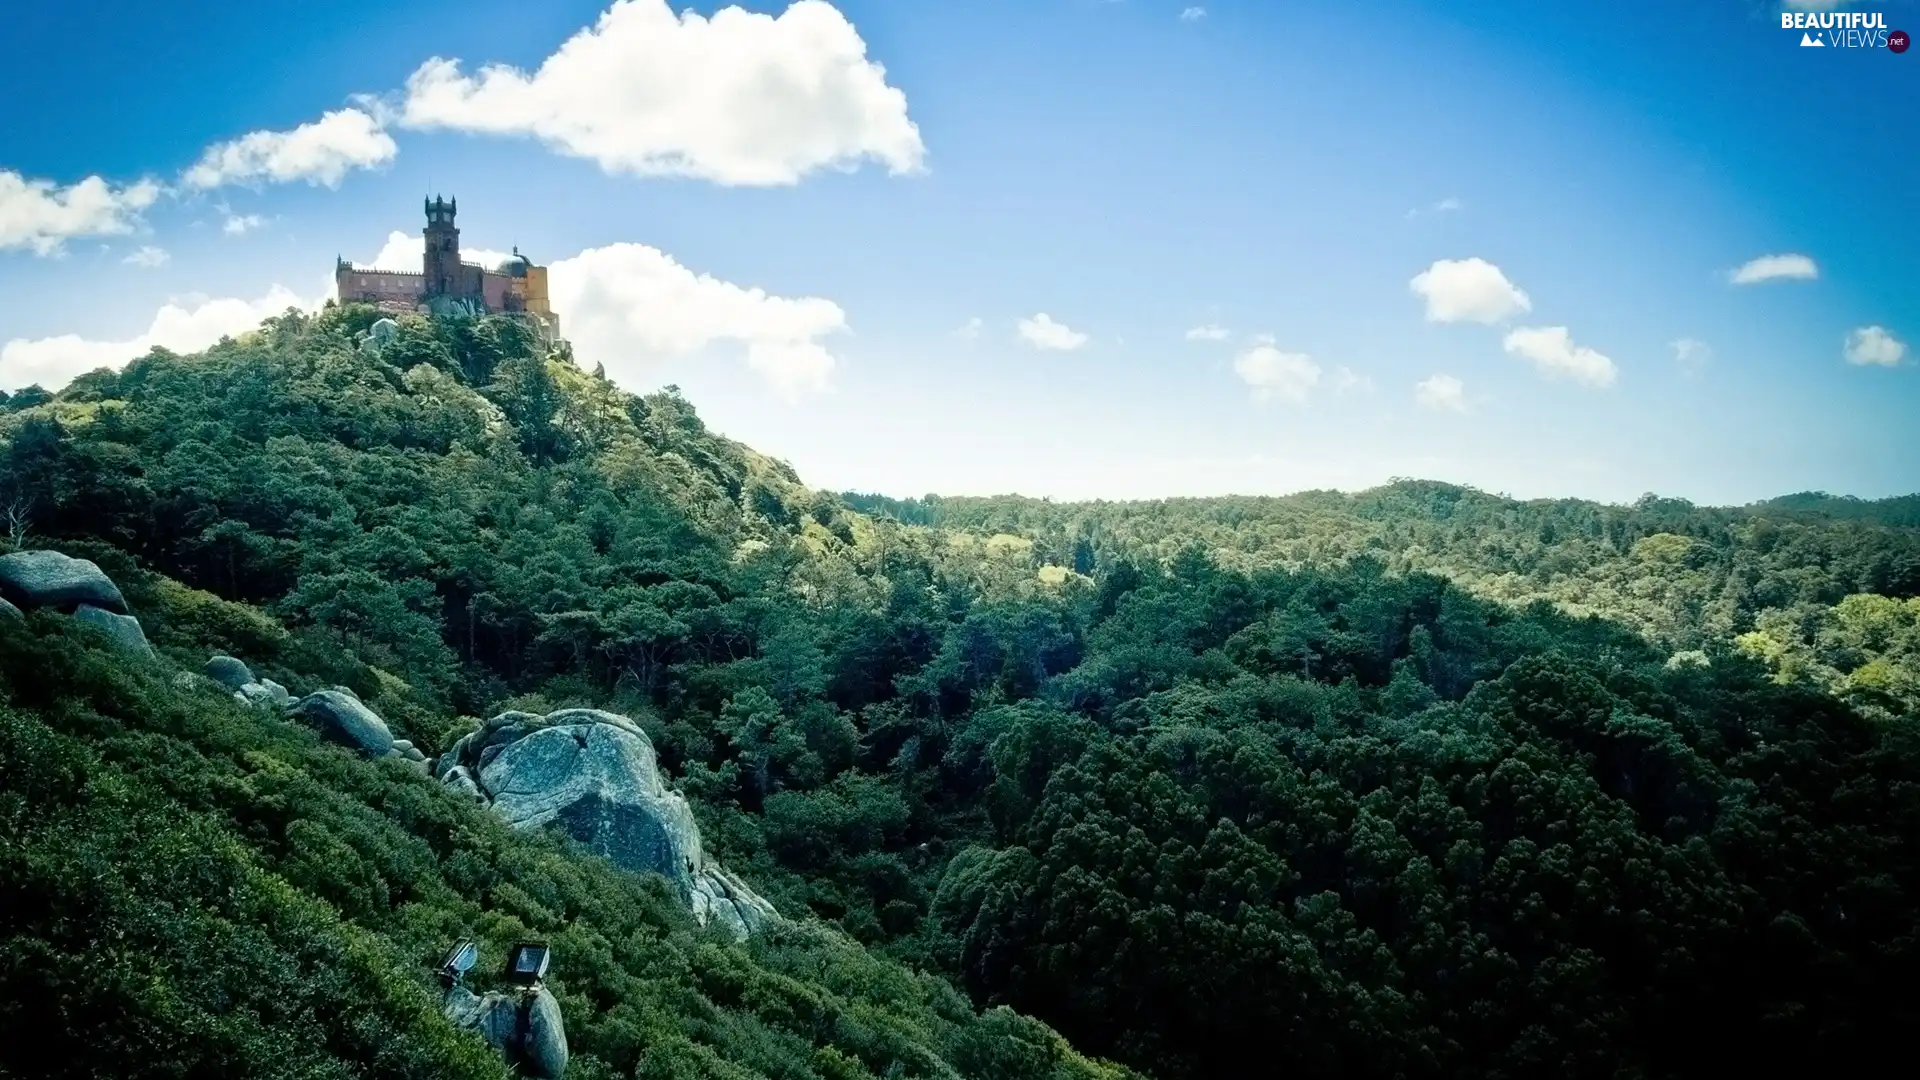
[335,197,561,340]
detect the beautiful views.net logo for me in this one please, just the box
[1782,10,1908,51]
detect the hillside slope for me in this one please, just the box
[3,305,1918,1080]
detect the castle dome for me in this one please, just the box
[502,247,531,278]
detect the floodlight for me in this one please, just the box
[439,939,479,979]
[505,941,550,986]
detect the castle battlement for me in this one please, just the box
[335,197,561,342]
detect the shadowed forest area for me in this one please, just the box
[2,307,1916,1079]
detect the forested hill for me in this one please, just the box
[3,305,1919,1080]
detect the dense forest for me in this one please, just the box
[2,305,1916,1079]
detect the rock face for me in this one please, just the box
[437,708,779,938]
[72,604,154,657]
[0,550,129,614]
[291,688,395,756]
[441,984,568,1080]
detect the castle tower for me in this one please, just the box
[423,195,460,298]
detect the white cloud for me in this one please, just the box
[1179,6,1206,21]
[1414,373,1467,412]
[546,241,848,400]
[1729,253,1818,285]
[1,286,314,391]
[1843,325,1907,367]
[954,316,982,341]
[1233,342,1320,405]
[0,171,162,255]
[357,229,510,273]
[223,213,268,236]
[1671,337,1712,375]
[396,0,924,186]
[1433,196,1462,213]
[122,245,170,268]
[1017,313,1088,351]
[1502,325,1618,387]
[1184,323,1230,342]
[183,107,397,189]
[1329,365,1373,394]
[1409,257,1531,324]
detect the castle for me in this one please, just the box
[335,197,561,340]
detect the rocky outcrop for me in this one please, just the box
[436,708,779,939]
[72,604,155,657]
[0,550,129,614]
[290,688,396,757]
[442,984,568,1080]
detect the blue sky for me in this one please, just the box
[0,0,1913,505]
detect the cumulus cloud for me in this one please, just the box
[1018,313,1088,351]
[954,316,982,341]
[1,286,313,391]
[183,107,397,189]
[1233,342,1321,405]
[1671,337,1712,375]
[0,171,162,255]
[396,0,924,186]
[356,229,509,273]
[1843,325,1907,367]
[1409,257,1531,324]
[223,213,268,236]
[1729,253,1817,285]
[1414,373,1467,412]
[1179,7,1207,21]
[122,245,169,268]
[1502,325,1618,387]
[547,242,848,400]
[1184,323,1230,342]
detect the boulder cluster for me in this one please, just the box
[201,655,430,772]
[0,549,155,656]
[435,708,780,940]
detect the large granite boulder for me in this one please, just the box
[291,689,395,756]
[0,550,129,614]
[0,596,20,623]
[437,708,779,938]
[204,654,255,691]
[72,604,154,657]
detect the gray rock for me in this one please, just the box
[441,985,522,1062]
[0,596,20,623]
[258,678,292,707]
[72,604,154,657]
[441,765,487,803]
[235,682,287,710]
[480,722,706,891]
[0,550,129,614]
[291,689,395,757]
[204,654,255,691]
[368,318,400,347]
[446,707,779,938]
[522,986,569,1079]
[441,984,567,1080]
